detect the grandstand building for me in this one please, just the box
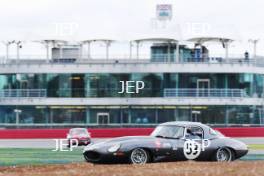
[0,37,263,128]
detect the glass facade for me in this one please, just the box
[0,72,263,126]
[0,73,263,98]
[0,105,263,125]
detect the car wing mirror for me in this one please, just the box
[185,134,190,139]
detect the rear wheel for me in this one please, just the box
[214,147,233,162]
[129,148,150,164]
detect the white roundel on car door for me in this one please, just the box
[183,139,201,160]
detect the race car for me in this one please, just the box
[83,121,248,164]
[67,128,91,147]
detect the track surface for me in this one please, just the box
[0,138,106,148]
[0,138,263,167]
[1,138,264,156]
[0,161,263,176]
[0,138,263,176]
[0,138,263,148]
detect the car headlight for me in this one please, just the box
[108,144,121,153]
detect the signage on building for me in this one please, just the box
[156,4,172,21]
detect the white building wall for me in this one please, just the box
[0,62,264,74]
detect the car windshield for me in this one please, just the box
[209,128,225,137]
[151,125,184,139]
[70,129,88,135]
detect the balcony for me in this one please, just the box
[164,88,247,98]
[1,56,264,75]
[0,89,260,106]
[0,88,248,98]
[0,54,264,66]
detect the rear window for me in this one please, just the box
[70,129,88,135]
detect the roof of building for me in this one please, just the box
[81,39,115,43]
[187,37,233,44]
[133,37,178,43]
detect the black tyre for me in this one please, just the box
[214,147,234,162]
[129,148,150,164]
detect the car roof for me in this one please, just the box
[70,128,88,131]
[160,121,210,129]
[159,121,218,139]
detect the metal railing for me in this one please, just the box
[0,89,47,98]
[46,88,161,97]
[0,123,263,127]
[0,88,248,98]
[164,88,247,98]
[1,55,264,67]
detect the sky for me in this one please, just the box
[0,0,264,58]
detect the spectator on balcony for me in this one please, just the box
[135,117,141,124]
[244,51,249,61]
[142,117,149,123]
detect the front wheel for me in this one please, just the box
[129,148,150,164]
[214,147,233,162]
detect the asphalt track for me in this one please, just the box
[0,138,264,161]
[0,138,264,154]
[0,138,106,149]
[0,137,263,149]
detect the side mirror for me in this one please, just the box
[185,134,190,139]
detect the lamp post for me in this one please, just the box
[2,40,15,61]
[136,41,140,59]
[14,41,22,63]
[105,40,111,60]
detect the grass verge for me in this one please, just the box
[248,144,264,150]
[0,148,84,166]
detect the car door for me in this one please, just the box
[170,138,187,161]
[154,138,185,161]
[155,126,186,161]
[167,128,188,161]
[178,126,206,161]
